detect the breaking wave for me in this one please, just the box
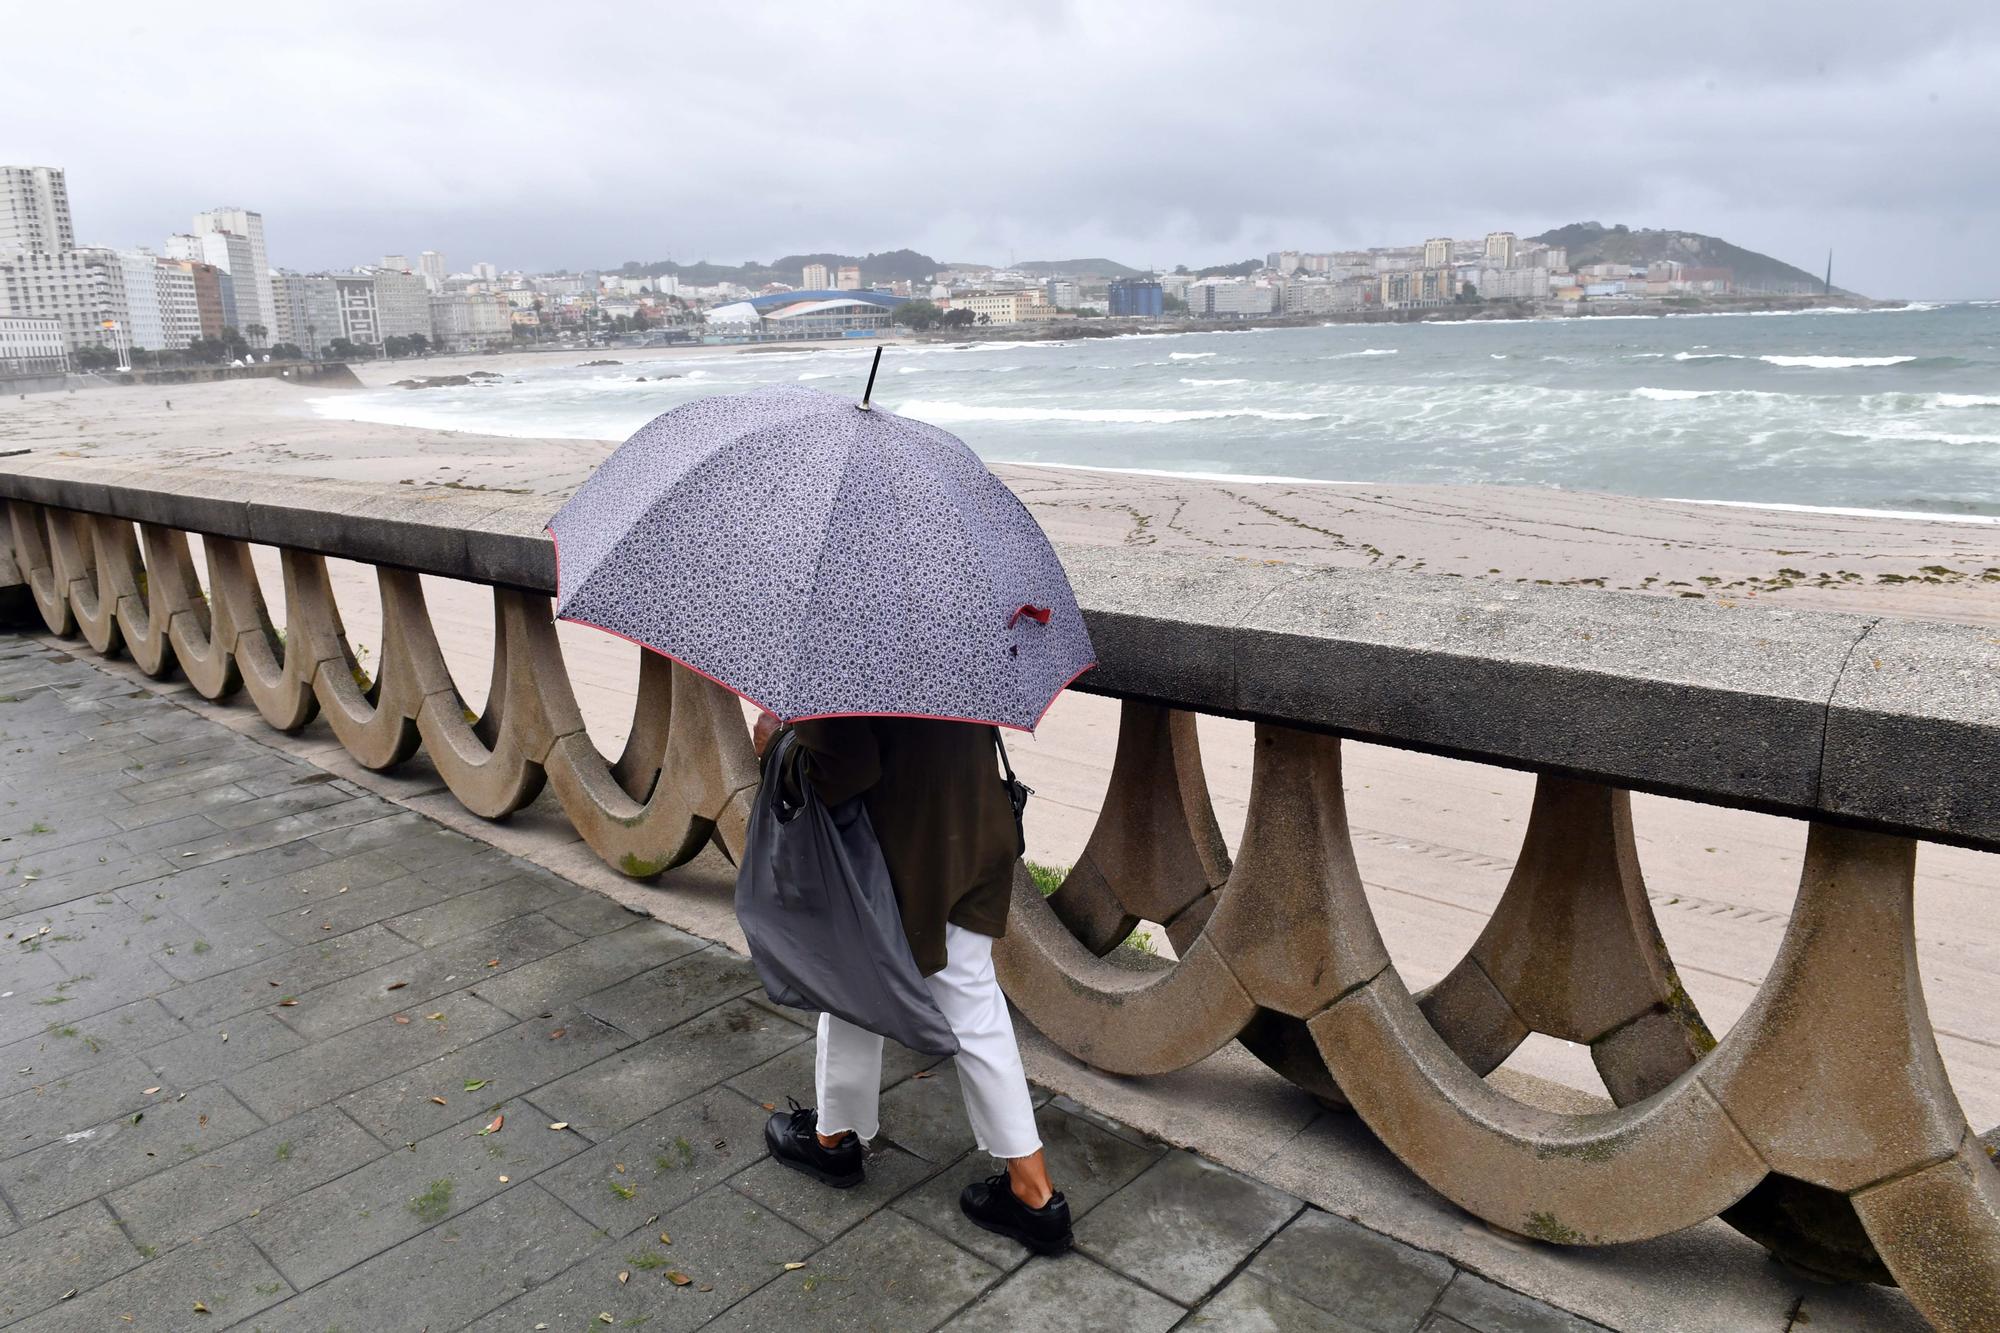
[1759,354,1917,368]
[898,400,1323,425]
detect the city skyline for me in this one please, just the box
[5,3,1999,299]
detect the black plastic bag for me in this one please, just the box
[734,731,959,1057]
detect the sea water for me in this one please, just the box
[309,301,2000,520]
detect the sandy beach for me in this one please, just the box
[3,361,1996,1133]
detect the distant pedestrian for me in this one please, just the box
[165,399,172,410]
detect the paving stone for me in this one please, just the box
[538,880,651,937]
[893,1102,1164,1269]
[143,1010,309,1094]
[0,1081,264,1222]
[256,1183,599,1332]
[528,998,805,1140]
[1246,1208,1457,1333]
[1422,1315,1485,1333]
[942,1251,1184,1332]
[1186,1270,1364,1331]
[5,814,225,883]
[474,918,709,1018]
[300,808,438,859]
[0,850,180,915]
[0,1201,143,1327]
[379,872,566,948]
[200,779,374,831]
[0,1054,161,1162]
[245,1102,591,1290]
[108,1103,384,1256]
[403,843,530,892]
[116,838,346,923]
[1434,1270,1608,1333]
[275,911,579,1041]
[467,1182,821,1333]
[337,1010,633,1147]
[0,953,180,1046]
[102,781,263,831]
[724,1024,945,1110]
[1074,1150,1302,1306]
[730,1140,943,1243]
[0,998,183,1093]
[578,945,764,1040]
[262,866,461,944]
[721,1209,998,1331]
[153,922,420,1027]
[155,797,392,869]
[226,991,516,1122]
[127,901,295,984]
[537,1085,771,1234]
[873,1060,982,1164]
[7,1225,289,1333]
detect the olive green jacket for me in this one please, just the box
[782,716,1017,976]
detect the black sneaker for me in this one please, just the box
[764,1099,864,1189]
[959,1172,1073,1255]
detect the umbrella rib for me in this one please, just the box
[776,414,865,716]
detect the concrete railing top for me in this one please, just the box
[3,455,1994,850]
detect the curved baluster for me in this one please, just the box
[141,525,241,698]
[206,537,317,730]
[93,514,176,676]
[7,502,76,636]
[409,585,551,818]
[50,508,118,652]
[530,601,760,876]
[290,558,421,769]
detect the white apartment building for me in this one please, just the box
[1476,266,1550,302]
[1423,237,1453,269]
[272,273,343,354]
[334,275,380,344]
[1186,278,1276,317]
[193,208,272,341]
[1046,279,1081,309]
[419,251,445,292]
[802,263,829,289]
[472,262,498,282]
[373,269,431,340]
[167,231,258,332]
[1,166,74,256]
[1280,279,1364,316]
[155,263,200,349]
[1483,232,1517,267]
[0,248,128,352]
[0,315,68,376]
[114,250,168,350]
[429,291,511,349]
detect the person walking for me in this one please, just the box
[545,375,1097,1258]
[752,711,1072,1255]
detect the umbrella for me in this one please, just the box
[546,379,1095,731]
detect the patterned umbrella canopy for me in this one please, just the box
[547,384,1095,731]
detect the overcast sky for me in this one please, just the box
[9,2,1997,298]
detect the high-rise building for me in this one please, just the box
[0,247,128,352]
[835,265,861,290]
[429,290,511,349]
[0,166,74,256]
[381,254,411,272]
[271,272,342,355]
[154,263,201,349]
[114,251,168,350]
[372,268,431,340]
[193,208,272,342]
[162,261,226,339]
[334,275,380,344]
[472,261,498,282]
[1483,231,1517,267]
[1423,237,1452,269]
[169,231,260,334]
[419,250,445,293]
[802,262,829,289]
[0,315,69,377]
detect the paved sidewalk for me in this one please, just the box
[0,633,1598,1332]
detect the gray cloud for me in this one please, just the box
[8,1,1997,297]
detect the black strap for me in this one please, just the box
[993,727,1031,856]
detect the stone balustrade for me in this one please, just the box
[3,456,1996,1331]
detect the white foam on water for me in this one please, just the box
[1665,498,2000,526]
[1326,348,1398,358]
[1759,354,1917,368]
[1168,351,1218,360]
[898,400,1323,425]
[1633,387,1721,401]
[1000,458,1369,486]
[1673,351,1745,361]
[1933,394,2000,408]
[1180,377,1250,386]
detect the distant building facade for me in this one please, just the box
[193,208,272,339]
[0,315,68,377]
[429,290,511,349]
[419,250,446,292]
[835,265,861,290]
[0,166,73,256]
[1379,267,1456,309]
[1185,278,1275,317]
[802,262,829,289]
[1108,279,1164,318]
[1482,232,1517,267]
[1422,237,1452,269]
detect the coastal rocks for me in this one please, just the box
[579,359,621,367]
[392,375,475,390]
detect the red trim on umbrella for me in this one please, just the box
[545,527,1093,733]
[1008,604,1052,629]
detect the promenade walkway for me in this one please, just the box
[0,631,1598,1331]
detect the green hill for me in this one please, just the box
[614,249,942,289]
[1012,258,1146,278]
[1530,222,1855,297]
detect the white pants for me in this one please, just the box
[815,922,1042,1160]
